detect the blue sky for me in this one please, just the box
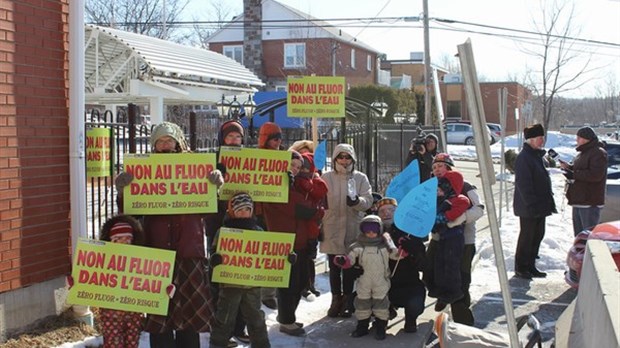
[183,0,620,97]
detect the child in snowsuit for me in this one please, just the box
[209,192,271,348]
[377,198,427,333]
[423,171,470,311]
[334,215,401,340]
[98,215,146,348]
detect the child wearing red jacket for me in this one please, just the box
[294,153,328,300]
[423,170,470,312]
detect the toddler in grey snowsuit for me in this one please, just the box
[334,215,401,340]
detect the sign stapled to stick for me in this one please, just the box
[287,76,346,118]
[211,228,295,288]
[67,239,176,315]
[123,153,218,214]
[218,147,290,203]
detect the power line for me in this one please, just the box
[87,15,620,49]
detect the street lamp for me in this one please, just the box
[217,94,255,120]
[366,99,388,190]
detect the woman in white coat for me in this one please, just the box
[320,143,373,318]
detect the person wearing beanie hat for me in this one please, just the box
[116,121,219,346]
[432,153,455,168]
[218,120,245,147]
[209,192,272,348]
[560,127,607,236]
[423,171,470,312]
[431,158,484,325]
[405,132,439,182]
[292,152,328,302]
[258,122,283,150]
[96,214,146,348]
[375,197,427,333]
[333,214,400,340]
[320,143,373,318]
[513,123,556,280]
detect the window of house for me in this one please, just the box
[446,100,461,119]
[284,43,306,68]
[351,49,356,69]
[367,55,372,71]
[223,45,243,64]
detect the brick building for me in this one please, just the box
[0,0,71,340]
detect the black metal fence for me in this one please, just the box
[84,104,429,238]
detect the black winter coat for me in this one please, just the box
[513,143,557,218]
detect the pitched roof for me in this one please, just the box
[206,0,380,54]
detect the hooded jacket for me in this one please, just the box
[566,139,607,206]
[258,122,282,149]
[320,144,373,255]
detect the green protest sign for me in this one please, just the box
[218,147,290,203]
[67,239,176,315]
[211,228,295,287]
[86,127,113,178]
[123,153,218,214]
[287,76,346,118]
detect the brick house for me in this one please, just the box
[206,0,381,92]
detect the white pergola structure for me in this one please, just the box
[84,25,264,123]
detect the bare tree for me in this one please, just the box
[522,0,596,131]
[189,0,237,49]
[435,53,461,74]
[85,0,189,41]
[595,73,620,124]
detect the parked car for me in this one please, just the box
[604,141,620,179]
[444,122,492,145]
[565,219,620,288]
[487,123,502,144]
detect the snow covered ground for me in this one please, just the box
[58,131,588,348]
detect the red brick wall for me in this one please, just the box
[0,0,70,293]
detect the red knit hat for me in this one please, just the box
[219,120,245,145]
[109,222,134,241]
[258,122,282,149]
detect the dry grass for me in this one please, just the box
[2,309,102,348]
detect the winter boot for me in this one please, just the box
[327,294,343,318]
[374,319,387,340]
[339,294,354,318]
[404,318,417,333]
[351,318,370,337]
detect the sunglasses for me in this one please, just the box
[336,154,352,160]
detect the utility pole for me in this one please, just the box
[423,0,432,126]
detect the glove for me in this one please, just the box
[346,195,359,207]
[334,255,350,268]
[210,253,223,267]
[287,252,298,265]
[115,172,134,189]
[563,169,574,181]
[166,284,176,299]
[295,204,317,219]
[398,237,416,254]
[447,213,467,228]
[208,169,224,188]
[66,275,74,290]
[287,171,295,187]
[216,162,227,176]
[437,199,452,213]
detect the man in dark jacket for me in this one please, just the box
[559,126,608,236]
[513,123,557,280]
